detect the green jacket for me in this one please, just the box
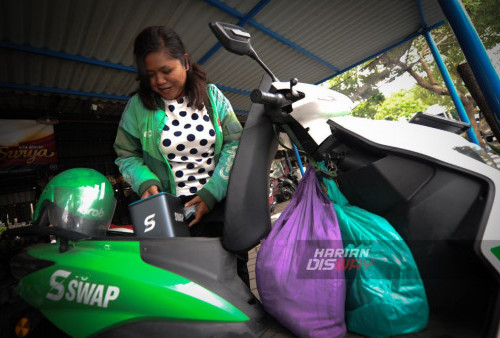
[114,84,242,209]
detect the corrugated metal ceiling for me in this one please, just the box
[0,0,446,122]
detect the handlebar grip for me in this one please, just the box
[250,89,287,107]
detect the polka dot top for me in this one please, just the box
[159,97,216,197]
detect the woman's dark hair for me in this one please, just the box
[133,26,208,110]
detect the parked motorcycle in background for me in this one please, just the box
[277,172,299,202]
[269,157,301,202]
[269,182,276,213]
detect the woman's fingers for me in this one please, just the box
[141,185,159,199]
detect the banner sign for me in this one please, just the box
[0,120,58,168]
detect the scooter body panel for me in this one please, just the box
[328,116,500,274]
[16,239,250,337]
[323,116,500,336]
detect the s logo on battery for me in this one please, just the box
[144,214,156,233]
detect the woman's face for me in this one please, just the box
[144,51,188,101]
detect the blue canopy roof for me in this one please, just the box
[0,0,446,121]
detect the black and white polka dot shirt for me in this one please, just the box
[159,97,216,197]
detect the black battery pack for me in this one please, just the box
[128,192,190,238]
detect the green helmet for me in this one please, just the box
[33,168,116,237]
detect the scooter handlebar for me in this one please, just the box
[250,89,287,107]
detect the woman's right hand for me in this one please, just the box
[141,185,159,199]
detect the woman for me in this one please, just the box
[114,26,248,285]
[114,26,242,230]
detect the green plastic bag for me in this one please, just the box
[320,169,429,336]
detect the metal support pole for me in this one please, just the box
[439,0,500,125]
[424,29,480,145]
[293,144,305,176]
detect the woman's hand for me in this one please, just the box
[141,185,159,199]
[184,196,209,227]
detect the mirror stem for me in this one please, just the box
[249,47,279,82]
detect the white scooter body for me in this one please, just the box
[281,81,500,274]
[213,21,500,336]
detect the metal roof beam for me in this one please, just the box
[424,29,479,145]
[0,80,249,101]
[439,0,500,127]
[416,0,478,145]
[416,0,427,28]
[0,41,256,99]
[0,41,137,73]
[0,81,250,100]
[0,82,129,101]
[203,0,339,71]
[215,84,251,95]
[234,109,249,114]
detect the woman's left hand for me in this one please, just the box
[184,196,209,227]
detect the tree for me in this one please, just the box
[326,0,500,146]
[351,92,385,119]
[352,87,430,121]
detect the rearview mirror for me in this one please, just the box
[209,22,253,56]
[209,22,278,82]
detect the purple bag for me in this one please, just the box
[256,167,346,337]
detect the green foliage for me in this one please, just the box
[463,0,500,49]
[352,92,384,119]
[326,61,390,102]
[411,85,456,117]
[353,87,428,121]
[374,89,427,121]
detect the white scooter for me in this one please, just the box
[214,22,500,337]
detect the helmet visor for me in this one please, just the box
[48,184,116,237]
